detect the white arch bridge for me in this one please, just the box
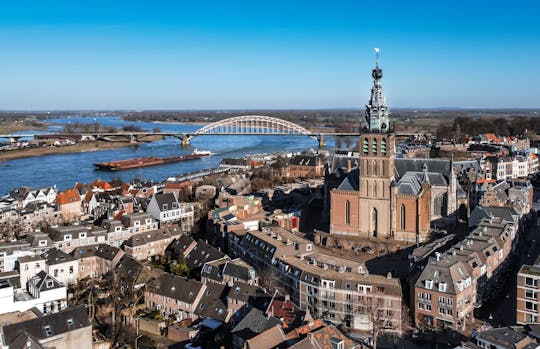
[181,115,338,147]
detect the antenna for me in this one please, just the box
[374,47,380,66]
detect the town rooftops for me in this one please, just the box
[41,248,74,265]
[193,282,228,322]
[123,229,177,248]
[151,273,203,305]
[394,158,452,180]
[2,306,91,345]
[222,258,257,281]
[288,324,359,349]
[231,307,281,341]
[476,326,531,348]
[55,189,81,205]
[30,270,63,291]
[152,193,179,212]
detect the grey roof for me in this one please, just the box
[228,282,270,308]
[185,240,227,271]
[476,327,528,347]
[395,158,451,180]
[469,206,519,227]
[290,155,323,166]
[31,270,64,291]
[114,255,143,280]
[152,193,178,212]
[2,307,91,345]
[5,331,45,349]
[454,160,482,174]
[336,168,359,191]
[223,259,256,281]
[41,248,75,265]
[152,273,203,305]
[397,172,422,195]
[193,282,228,322]
[168,235,196,256]
[231,307,280,340]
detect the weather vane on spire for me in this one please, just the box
[374,47,380,66]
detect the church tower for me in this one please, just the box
[357,49,396,239]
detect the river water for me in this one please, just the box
[0,116,335,195]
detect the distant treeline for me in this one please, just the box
[437,116,540,139]
[62,122,144,133]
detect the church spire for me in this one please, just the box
[365,48,391,133]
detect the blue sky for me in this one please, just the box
[0,1,539,110]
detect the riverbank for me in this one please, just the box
[0,136,164,162]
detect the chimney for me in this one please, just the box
[347,159,352,173]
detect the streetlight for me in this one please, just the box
[135,314,143,349]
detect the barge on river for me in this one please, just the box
[94,152,210,171]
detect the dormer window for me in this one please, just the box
[39,240,47,247]
[172,202,178,209]
[134,221,140,226]
[79,232,86,238]
[162,204,168,211]
[115,226,121,232]
[47,280,54,288]
[64,235,72,241]
[438,282,447,292]
[425,280,433,289]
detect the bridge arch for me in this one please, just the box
[182,115,320,145]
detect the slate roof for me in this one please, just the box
[397,172,423,195]
[476,327,529,348]
[228,282,270,309]
[2,307,91,345]
[185,240,227,271]
[30,270,63,291]
[152,193,178,212]
[394,158,451,180]
[223,258,256,282]
[114,255,144,281]
[6,331,45,349]
[41,248,75,266]
[336,168,359,191]
[231,308,281,341]
[290,155,322,166]
[168,235,196,256]
[152,273,203,305]
[193,282,228,322]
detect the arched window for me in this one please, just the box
[372,138,378,155]
[381,138,387,155]
[363,138,369,155]
[400,204,406,230]
[373,180,377,197]
[372,208,378,237]
[373,159,378,176]
[345,200,351,225]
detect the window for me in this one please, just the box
[400,204,406,230]
[526,301,538,311]
[46,280,54,288]
[39,240,47,247]
[526,289,538,299]
[69,266,74,274]
[439,307,445,314]
[345,200,351,225]
[426,304,432,311]
[381,138,387,155]
[526,277,538,288]
[162,204,168,211]
[418,303,424,309]
[372,138,378,155]
[79,232,86,238]
[439,282,447,292]
[425,280,433,289]
[64,235,72,241]
[54,269,58,277]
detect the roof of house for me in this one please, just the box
[288,324,359,349]
[223,258,256,281]
[394,158,452,180]
[185,240,227,271]
[30,271,64,291]
[193,282,228,322]
[245,324,287,349]
[227,282,270,308]
[336,169,359,191]
[41,248,75,266]
[476,327,530,348]
[151,193,179,212]
[151,273,203,305]
[55,189,81,205]
[2,307,91,345]
[231,308,281,341]
[5,331,46,349]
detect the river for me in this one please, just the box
[0,116,335,195]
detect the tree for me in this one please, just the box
[170,255,190,276]
[360,290,405,349]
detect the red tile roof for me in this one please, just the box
[55,189,81,205]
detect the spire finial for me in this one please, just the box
[374,47,380,66]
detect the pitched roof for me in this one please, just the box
[231,308,281,341]
[395,158,451,180]
[336,168,359,191]
[152,193,179,211]
[55,189,81,205]
[151,273,203,305]
[41,248,75,265]
[288,324,359,349]
[2,307,91,345]
[193,282,228,322]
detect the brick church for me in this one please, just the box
[329,56,463,244]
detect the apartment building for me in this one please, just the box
[517,257,540,324]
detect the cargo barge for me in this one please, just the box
[94,152,210,171]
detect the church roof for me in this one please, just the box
[336,169,359,191]
[395,158,451,180]
[397,172,422,195]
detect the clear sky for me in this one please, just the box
[0,0,539,110]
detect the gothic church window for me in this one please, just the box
[382,138,387,155]
[372,138,378,155]
[345,200,351,225]
[401,204,406,230]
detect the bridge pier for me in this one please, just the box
[181,134,191,146]
[129,134,137,143]
[318,134,324,148]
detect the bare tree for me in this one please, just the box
[360,290,404,349]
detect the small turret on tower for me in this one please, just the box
[365,48,391,133]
